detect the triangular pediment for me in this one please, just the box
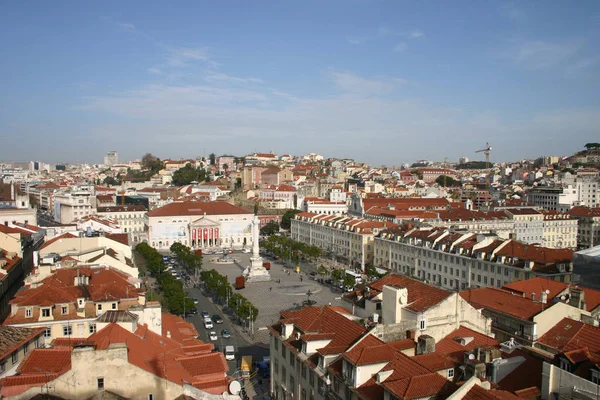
[191,216,219,227]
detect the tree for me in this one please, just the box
[331,268,344,284]
[260,221,279,236]
[209,153,216,165]
[172,163,207,186]
[365,264,378,279]
[435,175,461,187]
[281,209,301,229]
[584,143,600,150]
[141,153,163,172]
[103,176,119,186]
[317,265,328,280]
[222,163,229,173]
[343,274,357,288]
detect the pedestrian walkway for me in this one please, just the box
[204,254,345,344]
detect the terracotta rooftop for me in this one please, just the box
[0,326,45,360]
[369,274,452,313]
[147,201,251,217]
[459,287,547,321]
[536,318,600,364]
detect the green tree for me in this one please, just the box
[343,274,357,288]
[141,153,164,172]
[365,264,378,279]
[260,221,279,236]
[435,175,461,187]
[281,209,301,229]
[172,163,207,186]
[209,153,216,165]
[584,143,600,150]
[222,163,229,173]
[331,268,344,284]
[103,176,119,186]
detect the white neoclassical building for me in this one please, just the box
[146,201,255,251]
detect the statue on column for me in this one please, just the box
[243,215,271,283]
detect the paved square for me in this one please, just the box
[203,253,345,344]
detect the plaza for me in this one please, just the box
[203,252,345,344]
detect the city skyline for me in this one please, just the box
[1,1,599,164]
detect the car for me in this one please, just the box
[212,315,223,324]
[225,345,235,361]
[201,311,210,319]
[187,308,198,315]
[242,248,250,254]
[209,331,218,341]
[221,329,231,338]
[204,320,214,329]
[192,298,199,305]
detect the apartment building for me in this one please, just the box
[259,184,296,209]
[575,176,599,207]
[504,208,544,245]
[460,286,590,346]
[348,194,450,217]
[568,206,600,249]
[0,320,231,399]
[542,211,578,249]
[3,265,159,343]
[97,204,146,236]
[53,186,94,224]
[373,227,574,292]
[526,185,579,211]
[342,274,490,342]
[0,326,45,378]
[291,213,397,270]
[300,197,347,215]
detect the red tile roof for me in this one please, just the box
[502,278,568,301]
[343,334,395,366]
[369,274,451,312]
[435,326,499,364]
[40,232,78,249]
[536,318,600,363]
[0,326,45,360]
[147,201,251,217]
[459,287,547,321]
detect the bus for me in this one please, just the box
[345,270,363,284]
[241,355,253,378]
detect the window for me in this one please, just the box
[274,338,279,352]
[282,346,286,360]
[89,324,97,334]
[42,308,50,317]
[290,376,295,396]
[448,368,454,379]
[309,370,315,386]
[97,377,104,390]
[63,324,72,337]
[12,352,18,365]
[281,367,287,385]
[592,370,600,384]
[274,359,279,376]
[25,308,32,318]
[560,358,571,372]
[97,304,103,311]
[23,343,28,354]
[302,364,307,379]
[420,319,427,330]
[0,362,5,373]
[290,351,295,367]
[112,303,117,310]
[61,306,68,315]
[43,327,51,338]
[148,395,154,400]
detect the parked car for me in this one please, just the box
[187,308,198,315]
[209,331,218,341]
[242,248,250,254]
[221,329,231,338]
[212,315,223,324]
[201,311,210,319]
[192,298,199,305]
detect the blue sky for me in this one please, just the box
[1,1,599,165]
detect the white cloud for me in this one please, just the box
[204,73,264,85]
[329,70,406,95]
[409,30,424,39]
[502,39,582,70]
[167,47,214,67]
[393,42,408,52]
[116,22,135,30]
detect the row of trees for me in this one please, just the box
[260,235,323,264]
[135,242,194,315]
[172,163,210,186]
[200,269,258,322]
[170,242,202,273]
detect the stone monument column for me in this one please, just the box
[243,215,271,283]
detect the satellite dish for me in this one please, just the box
[468,354,475,360]
[229,381,241,395]
[545,289,550,294]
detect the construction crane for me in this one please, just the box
[475,142,493,205]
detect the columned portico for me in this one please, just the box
[190,217,220,249]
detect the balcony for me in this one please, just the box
[491,321,537,342]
